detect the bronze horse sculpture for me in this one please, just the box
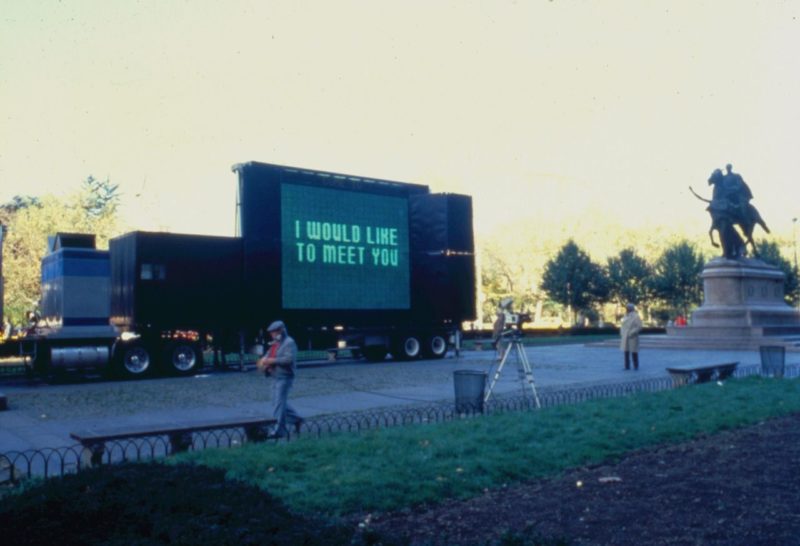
[690,168,770,259]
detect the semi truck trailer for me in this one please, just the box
[0,162,476,378]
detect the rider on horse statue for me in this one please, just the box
[710,164,753,225]
[692,164,770,260]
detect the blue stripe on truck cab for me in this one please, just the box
[41,249,111,283]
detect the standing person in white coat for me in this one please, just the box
[620,303,643,370]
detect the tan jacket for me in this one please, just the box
[620,311,643,352]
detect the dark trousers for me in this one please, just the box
[624,351,639,370]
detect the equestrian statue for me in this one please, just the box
[690,164,770,260]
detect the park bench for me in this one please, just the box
[325,346,360,361]
[666,362,738,387]
[70,416,277,466]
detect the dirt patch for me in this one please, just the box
[364,413,800,545]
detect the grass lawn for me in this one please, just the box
[173,376,800,516]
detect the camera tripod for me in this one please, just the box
[484,331,541,408]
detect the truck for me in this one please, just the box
[0,162,476,378]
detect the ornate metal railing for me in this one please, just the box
[1,363,795,485]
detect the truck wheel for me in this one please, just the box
[116,343,153,378]
[166,342,202,376]
[423,335,448,359]
[393,335,421,361]
[362,346,388,362]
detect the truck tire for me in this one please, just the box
[362,346,388,362]
[423,335,448,359]
[165,341,202,376]
[393,335,421,361]
[115,342,154,378]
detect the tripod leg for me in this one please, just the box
[485,343,512,402]
[517,343,541,408]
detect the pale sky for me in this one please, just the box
[1,1,798,240]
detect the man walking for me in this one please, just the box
[257,320,303,437]
[620,303,643,370]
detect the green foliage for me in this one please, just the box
[176,377,800,517]
[757,239,799,305]
[460,333,617,350]
[647,240,705,316]
[480,244,537,320]
[1,178,122,325]
[606,248,652,306]
[80,175,120,218]
[540,240,608,323]
[0,195,41,226]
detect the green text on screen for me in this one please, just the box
[281,183,410,309]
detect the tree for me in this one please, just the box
[757,239,799,306]
[541,240,608,324]
[0,195,41,227]
[478,235,546,325]
[648,240,705,317]
[2,178,122,325]
[606,248,652,307]
[81,176,120,218]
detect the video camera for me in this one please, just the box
[496,297,532,336]
[504,311,532,326]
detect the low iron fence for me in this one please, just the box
[1,363,796,485]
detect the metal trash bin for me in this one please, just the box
[453,370,487,414]
[759,346,785,378]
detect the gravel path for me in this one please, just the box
[1,357,499,420]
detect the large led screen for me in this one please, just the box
[281,183,410,309]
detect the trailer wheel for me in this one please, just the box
[423,335,448,359]
[166,342,202,376]
[116,343,153,378]
[393,335,421,361]
[362,346,388,362]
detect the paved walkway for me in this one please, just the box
[0,344,793,454]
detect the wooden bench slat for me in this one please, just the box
[70,417,276,443]
[71,416,280,466]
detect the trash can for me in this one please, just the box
[759,346,785,378]
[453,370,487,414]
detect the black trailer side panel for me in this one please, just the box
[409,193,475,254]
[110,232,243,332]
[236,165,282,330]
[412,253,476,321]
[110,233,136,328]
[409,193,477,322]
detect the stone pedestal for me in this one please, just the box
[665,258,800,349]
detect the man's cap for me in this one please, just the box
[626,303,635,311]
[267,320,285,332]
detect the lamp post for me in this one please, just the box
[793,217,798,307]
[793,217,798,271]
